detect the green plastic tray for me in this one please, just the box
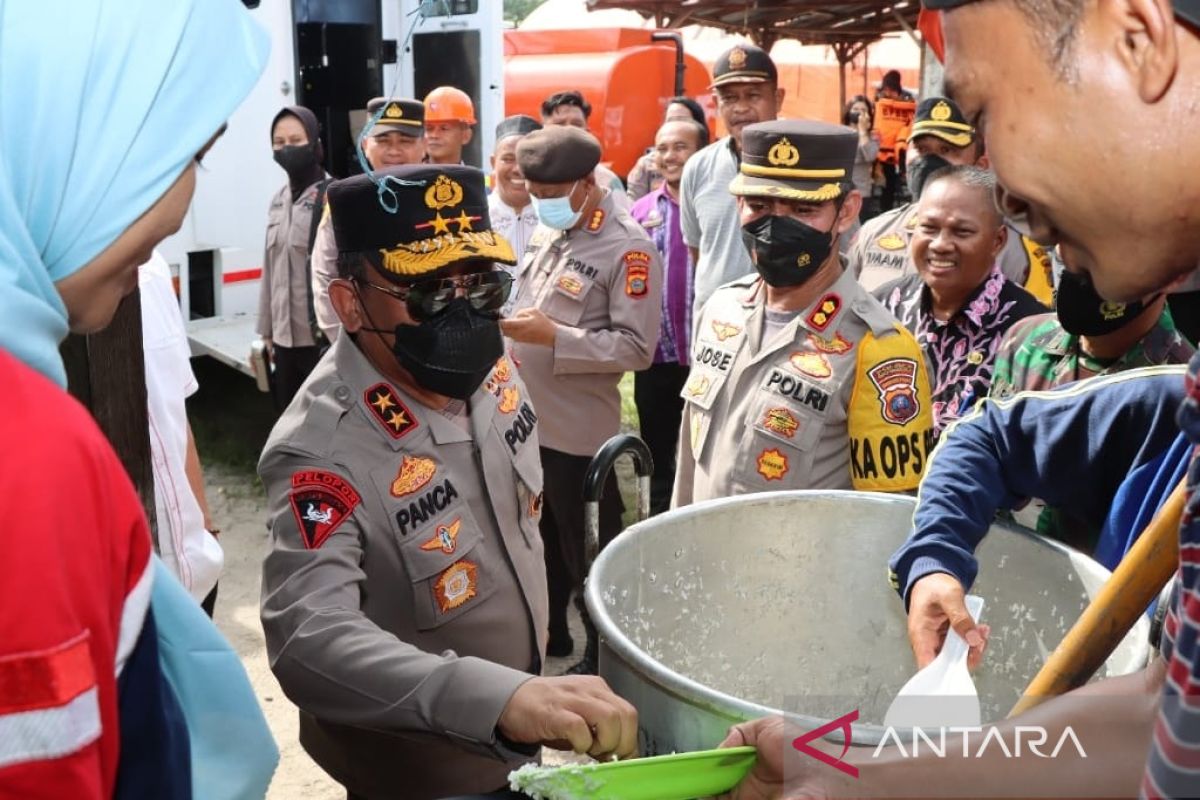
[508,746,758,800]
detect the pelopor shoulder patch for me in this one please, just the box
[289,470,361,549]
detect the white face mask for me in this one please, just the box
[530,180,582,230]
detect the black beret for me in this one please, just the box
[710,43,778,88]
[730,120,857,202]
[327,165,514,282]
[366,97,424,136]
[516,125,602,183]
[495,114,542,142]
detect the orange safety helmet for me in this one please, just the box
[423,86,477,125]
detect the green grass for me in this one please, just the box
[188,357,277,478]
[616,372,643,525]
[618,371,640,433]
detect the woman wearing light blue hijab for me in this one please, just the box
[0,1,273,798]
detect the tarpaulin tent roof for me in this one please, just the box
[584,1,921,49]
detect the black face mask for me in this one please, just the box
[741,212,838,288]
[906,153,953,199]
[1055,270,1152,337]
[386,297,504,400]
[273,144,319,176]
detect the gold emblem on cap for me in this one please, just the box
[425,175,464,210]
[931,101,952,122]
[728,47,747,69]
[767,137,800,167]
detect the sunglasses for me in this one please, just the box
[356,270,513,321]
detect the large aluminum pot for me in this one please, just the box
[585,491,1151,754]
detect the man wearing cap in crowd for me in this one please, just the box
[259,163,637,800]
[424,85,475,166]
[540,90,632,210]
[846,96,1055,305]
[311,97,427,342]
[501,125,662,675]
[672,120,934,508]
[681,42,784,319]
[488,114,542,283]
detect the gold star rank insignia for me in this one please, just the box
[363,383,419,440]
[429,212,452,235]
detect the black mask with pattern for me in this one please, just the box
[906,153,953,199]
[741,209,840,288]
[1055,270,1153,337]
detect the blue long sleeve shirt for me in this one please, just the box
[888,365,1190,604]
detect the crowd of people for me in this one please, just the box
[7,0,1200,798]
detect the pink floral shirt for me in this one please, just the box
[876,267,1047,437]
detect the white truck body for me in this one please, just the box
[162,0,504,376]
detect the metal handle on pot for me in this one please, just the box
[583,434,654,567]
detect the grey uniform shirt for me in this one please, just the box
[259,335,547,799]
[847,202,1053,304]
[257,181,324,347]
[672,267,935,507]
[310,211,341,343]
[680,136,754,319]
[507,191,663,457]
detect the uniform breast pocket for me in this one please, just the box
[289,212,311,251]
[265,221,282,253]
[398,504,497,631]
[732,398,824,487]
[542,273,596,325]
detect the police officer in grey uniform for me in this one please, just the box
[674,120,935,508]
[260,164,636,800]
[846,96,1055,306]
[258,105,330,410]
[501,125,662,675]
[311,97,428,342]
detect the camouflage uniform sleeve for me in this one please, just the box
[259,449,533,758]
[846,324,934,491]
[988,315,1041,400]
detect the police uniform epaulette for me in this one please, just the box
[263,373,353,464]
[715,272,762,294]
[849,286,908,339]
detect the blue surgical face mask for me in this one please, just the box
[530,181,582,230]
